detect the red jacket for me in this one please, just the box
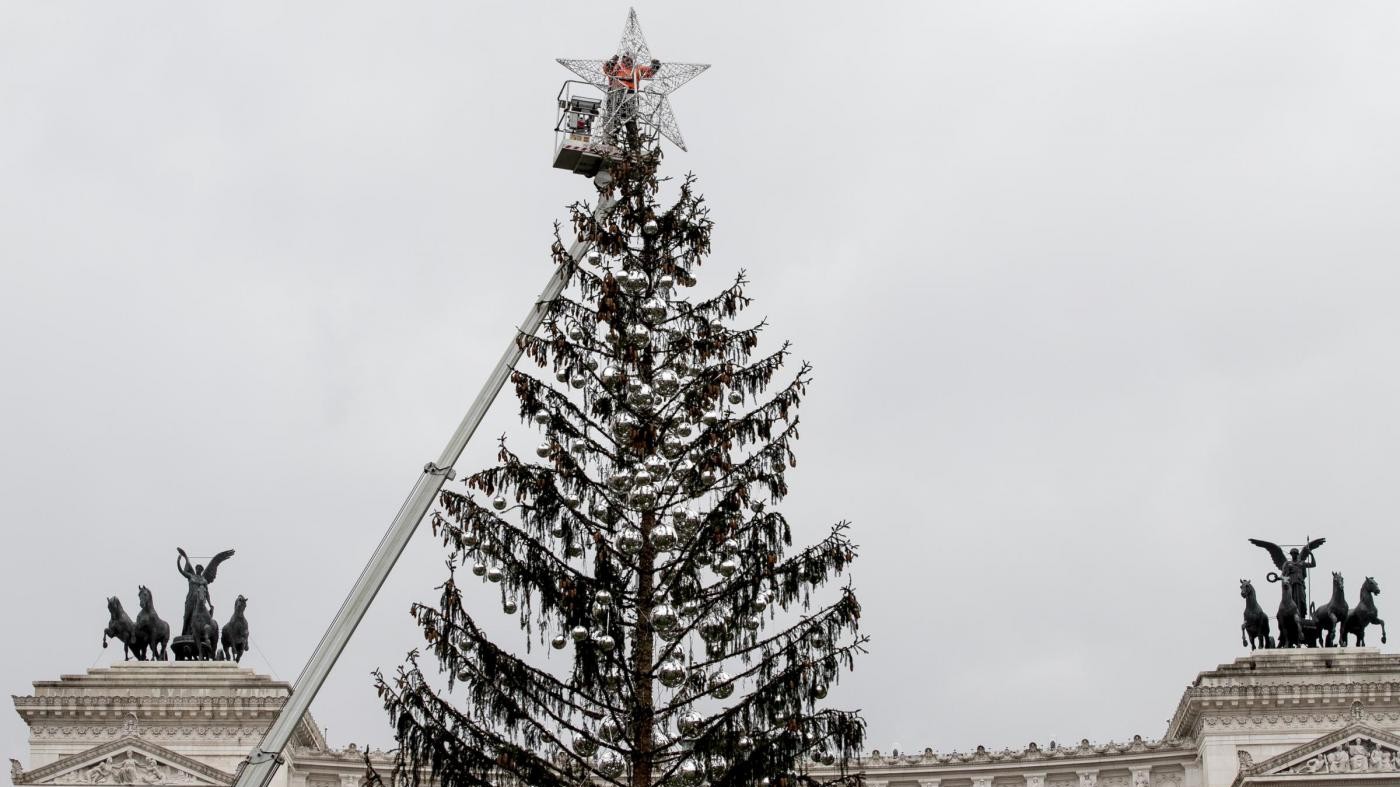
[603,59,657,90]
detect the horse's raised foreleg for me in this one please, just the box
[1379,618,1387,645]
[1242,624,1249,649]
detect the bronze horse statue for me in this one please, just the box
[133,585,170,661]
[103,597,137,661]
[188,586,221,660]
[1241,579,1273,650]
[1344,576,1387,647]
[1310,571,1349,648]
[1276,577,1305,648]
[220,595,249,663]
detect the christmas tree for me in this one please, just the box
[375,16,866,787]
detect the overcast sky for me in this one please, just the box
[5,1,1400,780]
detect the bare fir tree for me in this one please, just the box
[375,122,867,787]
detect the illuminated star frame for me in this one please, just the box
[557,8,709,151]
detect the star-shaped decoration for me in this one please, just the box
[557,8,709,151]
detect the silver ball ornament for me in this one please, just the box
[677,710,704,739]
[674,760,701,787]
[699,617,727,642]
[654,369,680,395]
[502,597,518,614]
[651,523,677,550]
[491,496,507,511]
[535,442,552,458]
[629,484,657,508]
[643,219,659,235]
[617,527,643,555]
[551,634,568,650]
[716,558,739,578]
[596,751,625,778]
[710,671,733,699]
[471,562,487,577]
[592,631,616,653]
[486,566,505,583]
[573,735,597,757]
[642,298,668,322]
[570,625,589,642]
[727,391,743,405]
[658,660,687,688]
[652,604,678,629]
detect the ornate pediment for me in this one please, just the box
[13,737,234,786]
[1236,723,1400,785]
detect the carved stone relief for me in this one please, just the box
[1286,737,1399,775]
[55,753,204,785]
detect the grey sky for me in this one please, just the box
[5,1,1400,780]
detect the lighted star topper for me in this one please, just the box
[557,8,709,151]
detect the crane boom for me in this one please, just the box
[232,193,617,787]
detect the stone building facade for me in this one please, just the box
[11,649,1400,787]
[8,662,387,787]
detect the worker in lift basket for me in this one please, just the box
[601,52,661,138]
